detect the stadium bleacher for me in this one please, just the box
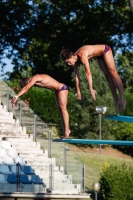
[0,101,81,194]
[0,79,91,199]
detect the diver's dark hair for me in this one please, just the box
[60,49,74,61]
[20,78,29,88]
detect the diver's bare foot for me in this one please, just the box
[119,99,126,112]
[61,130,71,139]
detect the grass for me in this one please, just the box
[67,144,133,190]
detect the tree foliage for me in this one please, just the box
[116,51,133,91]
[100,163,133,200]
[0,0,133,86]
[0,0,32,70]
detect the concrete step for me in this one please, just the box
[20,154,49,161]
[51,189,80,195]
[6,139,38,147]
[30,165,60,173]
[54,183,80,189]
[0,85,8,89]
[35,173,69,181]
[19,152,48,158]
[43,180,73,187]
[0,115,13,120]
[0,129,24,134]
[40,178,73,185]
[0,126,26,134]
[6,138,33,142]
[6,146,43,157]
[0,124,23,128]
[12,145,41,150]
[0,127,22,131]
[27,161,54,166]
[7,140,40,148]
[27,156,55,164]
[0,131,26,135]
[0,118,15,123]
[0,105,7,110]
[0,133,29,138]
[0,111,13,117]
[36,172,69,179]
[15,148,43,154]
[5,140,41,150]
[0,128,22,132]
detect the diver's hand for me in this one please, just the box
[77,92,82,100]
[12,96,18,107]
[90,89,97,101]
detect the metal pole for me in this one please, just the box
[19,100,22,126]
[95,191,97,200]
[99,114,102,154]
[64,144,67,174]
[82,164,85,193]
[49,163,53,192]
[16,162,20,192]
[48,129,51,158]
[6,87,9,111]
[33,114,36,142]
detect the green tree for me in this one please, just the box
[0,0,133,86]
[116,51,133,91]
[0,0,32,71]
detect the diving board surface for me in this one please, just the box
[104,115,133,123]
[53,139,133,146]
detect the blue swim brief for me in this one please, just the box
[101,44,111,56]
[55,84,68,94]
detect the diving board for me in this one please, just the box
[104,115,133,123]
[53,139,133,146]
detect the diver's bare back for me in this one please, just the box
[34,74,63,91]
[75,45,105,59]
